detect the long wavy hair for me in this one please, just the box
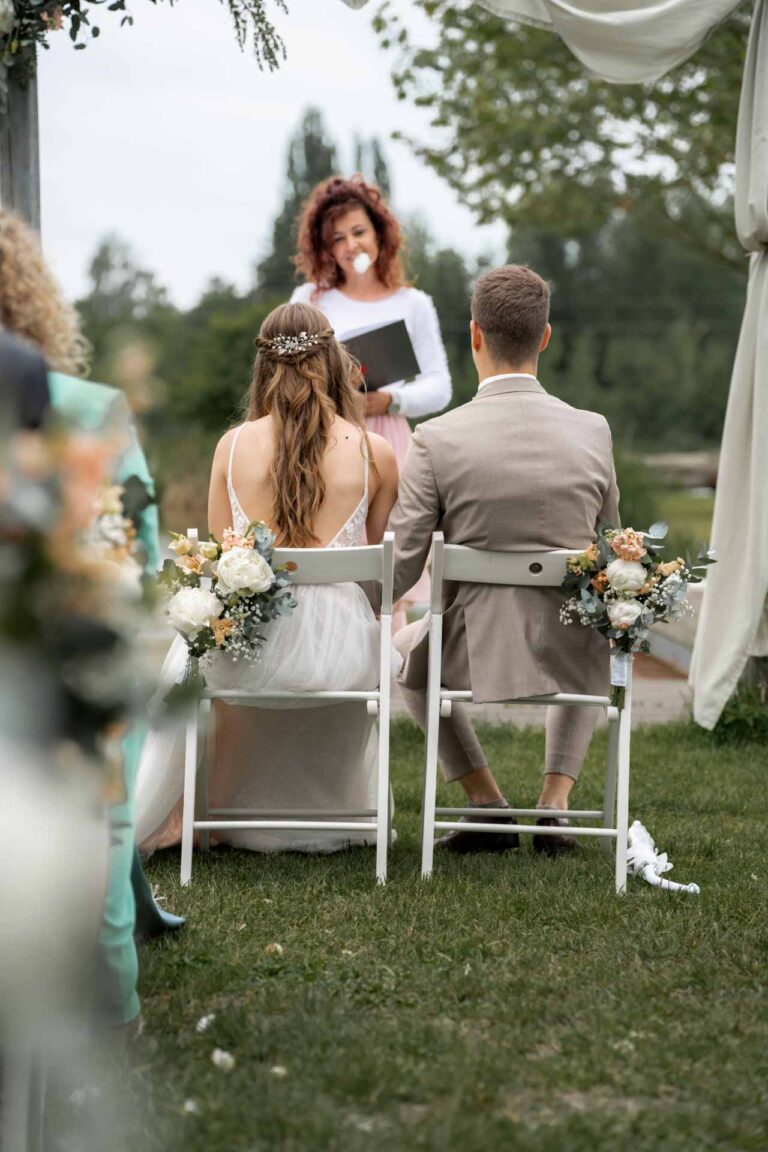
[294,175,406,293]
[247,302,368,547]
[0,211,91,376]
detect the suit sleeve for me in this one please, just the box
[597,419,620,531]
[388,426,441,602]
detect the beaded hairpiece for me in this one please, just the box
[257,328,333,360]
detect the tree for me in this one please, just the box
[403,217,476,407]
[78,237,175,383]
[510,208,745,449]
[1,1,289,106]
[374,1,750,268]
[353,135,392,198]
[255,109,396,298]
[256,108,340,298]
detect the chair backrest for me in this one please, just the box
[430,531,579,612]
[187,530,395,615]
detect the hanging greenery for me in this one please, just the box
[0,0,289,110]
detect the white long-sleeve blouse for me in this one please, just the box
[289,283,452,420]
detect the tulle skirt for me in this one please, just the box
[135,582,398,854]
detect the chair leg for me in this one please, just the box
[420,613,443,879]
[375,613,392,885]
[601,707,620,858]
[614,668,633,894]
[196,698,211,853]
[180,708,199,886]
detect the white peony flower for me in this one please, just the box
[607,600,643,631]
[216,547,274,597]
[605,559,647,595]
[168,587,222,638]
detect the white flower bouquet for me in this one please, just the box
[160,521,297,672]
[560,523,714,705]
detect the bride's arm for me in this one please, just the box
[365,434,399,545]
[207,431,235,540]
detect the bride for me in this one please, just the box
[135,302,398,853]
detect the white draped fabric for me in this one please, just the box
[690,0,768,728]
[339,0,765,726]
[475,1,744,83]
[339,1,745,83]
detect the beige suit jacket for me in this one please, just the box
[389,377,620,702]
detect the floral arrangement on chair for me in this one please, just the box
[560,523,714,705]
[160,521,297,672]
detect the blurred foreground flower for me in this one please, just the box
[211,1049,236,1072]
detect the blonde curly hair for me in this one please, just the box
[0,211,90,376]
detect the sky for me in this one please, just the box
[39,0,507,308]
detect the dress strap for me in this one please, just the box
[227,424,245,491]
[361,431,369,505]
[226,425,250,534]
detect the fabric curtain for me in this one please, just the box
[338,2,744,84]
[689,0,768,728]
[475,1,745,83]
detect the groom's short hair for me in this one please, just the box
[472,264,550,366]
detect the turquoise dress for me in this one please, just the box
[49,372,159,1026]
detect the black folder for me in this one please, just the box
[342,319,421,390]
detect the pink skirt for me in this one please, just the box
[366,412,430,605]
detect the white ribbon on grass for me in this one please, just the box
[627,821,700,894]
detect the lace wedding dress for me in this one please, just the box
[135,426,392,854]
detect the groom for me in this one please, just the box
[390,264,619,853]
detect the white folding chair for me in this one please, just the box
[180,531,395,886]
[421,532,633,893]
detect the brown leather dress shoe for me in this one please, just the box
[532,815,579,856]
[436,810,520,854]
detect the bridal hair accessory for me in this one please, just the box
[257,329,333,360]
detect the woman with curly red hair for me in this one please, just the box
[290,175,451,624]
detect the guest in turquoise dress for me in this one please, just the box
[0,210,180,1035]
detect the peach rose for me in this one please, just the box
[591,571,610,593]
[175,554,204,576]
[222,528,255,552]
[610,528,647,562]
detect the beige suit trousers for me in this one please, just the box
[394,623,597,784]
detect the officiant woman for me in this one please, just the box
[290,175,451,628]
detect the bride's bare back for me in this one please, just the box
[208,414,398,547]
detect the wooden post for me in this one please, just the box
[0,53,41,230]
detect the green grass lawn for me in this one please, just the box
[127,720,766,1152]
